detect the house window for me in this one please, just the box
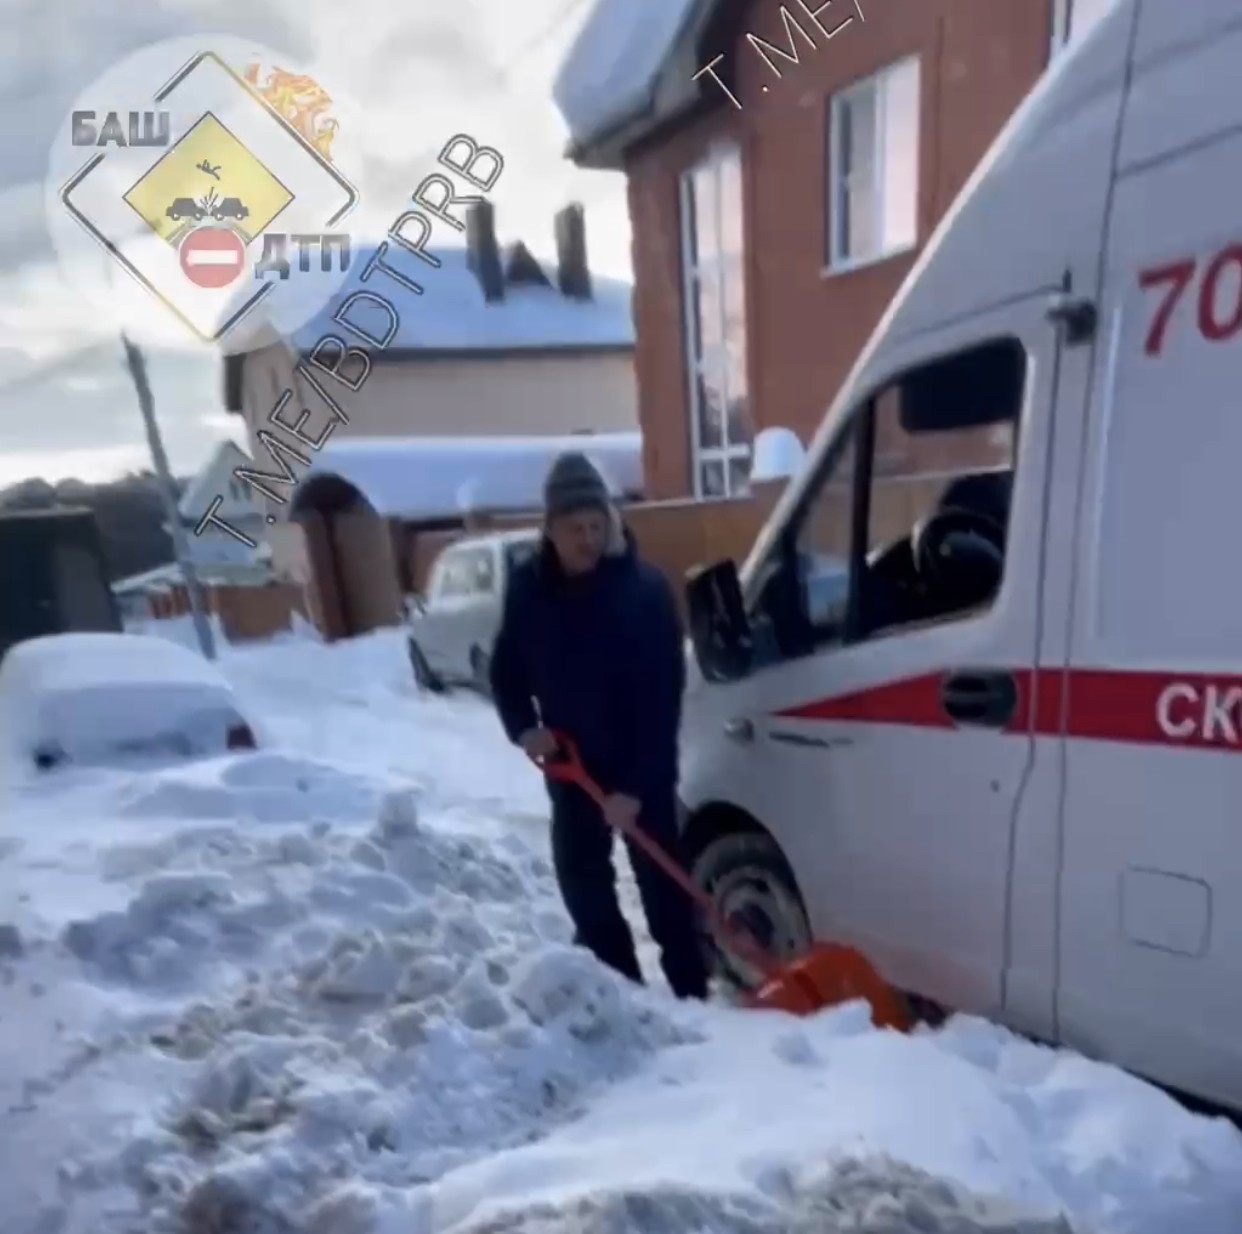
[681,144,752,499]
[1049,0,1115,57]
[827,56,921,270]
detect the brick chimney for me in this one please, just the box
[554,203,592,301]
[466,200,504,302]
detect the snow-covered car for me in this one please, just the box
[406,529,540,697]
[0,632,258,772]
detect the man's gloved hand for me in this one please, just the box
[518,726,559,760]
[602,792,641,831]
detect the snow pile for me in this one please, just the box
[111,751,386,827]
[403,1009,1242,1234]
[395,1157,1084,1234]
[44,792,696,1233]
[5,629,1242,1234]
[216,629,548,827]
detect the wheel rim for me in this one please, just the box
[701,863,810,987]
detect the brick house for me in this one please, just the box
[554,0,1114,500]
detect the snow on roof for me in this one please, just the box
[178,439,252,520]
[291,246,634,355]
[293,433,644,521]
[112,564,180,593]
[554,0,699,149]
[111,559,272,594]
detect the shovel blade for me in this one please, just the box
[745,943,912,1030]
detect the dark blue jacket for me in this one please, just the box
[489,530,686,804]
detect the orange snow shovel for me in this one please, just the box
[532,733,911,1030]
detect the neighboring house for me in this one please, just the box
[220,201,637,585]
[112,440,274,622]
[554,0,1115,499]
[173,439,272,571]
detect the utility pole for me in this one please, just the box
[120,334,218,661]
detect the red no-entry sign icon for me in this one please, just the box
[179,226,246,288]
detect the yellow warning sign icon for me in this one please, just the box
[123,112,292,244]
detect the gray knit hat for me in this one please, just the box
[543,451,611,521]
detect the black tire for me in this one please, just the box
[470,647,493,700]
[691,829,813,993]
[408,639,445,694]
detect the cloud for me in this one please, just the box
[0,342,225,486]
[1,0,630,486]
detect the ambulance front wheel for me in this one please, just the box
[691,830,813,994]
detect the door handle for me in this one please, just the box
[723,716,755,743]
[939,670,1018,729]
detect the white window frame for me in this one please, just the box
[1049,0,1070,52]
[679,143,751,500]
[1048,0,1115,59]
[826,55,921,273]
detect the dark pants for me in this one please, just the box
[549,782,709,999]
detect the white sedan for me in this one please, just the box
[0,632,259,773]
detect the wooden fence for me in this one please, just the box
[145,582,308,644]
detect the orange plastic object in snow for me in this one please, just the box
[531,732,912,1031]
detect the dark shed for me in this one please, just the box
[0,508,120,660]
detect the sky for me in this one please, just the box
[0,0,630,488]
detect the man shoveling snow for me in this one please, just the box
[489,451,709,1001]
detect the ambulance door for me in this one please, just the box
[1056,7,1242,1107]
[742,303,1064,1021]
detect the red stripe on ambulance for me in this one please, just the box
[776,669,1242,751]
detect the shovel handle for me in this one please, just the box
[531,732,602,800]
[530,731,782,983]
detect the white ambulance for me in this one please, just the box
[680,0,1242,1111]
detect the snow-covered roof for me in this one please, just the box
[112,564,180,593]
[291,433,644,521]
[178,439,257,521]
[291,246,634,356]
[554,0,705,159]
[112,558,272,594]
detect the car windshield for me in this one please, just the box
[504,539,538,571]
[799,552,849,628]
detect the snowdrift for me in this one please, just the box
[3,628,1242,1234]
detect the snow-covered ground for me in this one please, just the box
[3,627,1242,1234]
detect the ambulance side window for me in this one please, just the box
[764,337,1025,656]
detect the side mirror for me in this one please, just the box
[685,559,754,683]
